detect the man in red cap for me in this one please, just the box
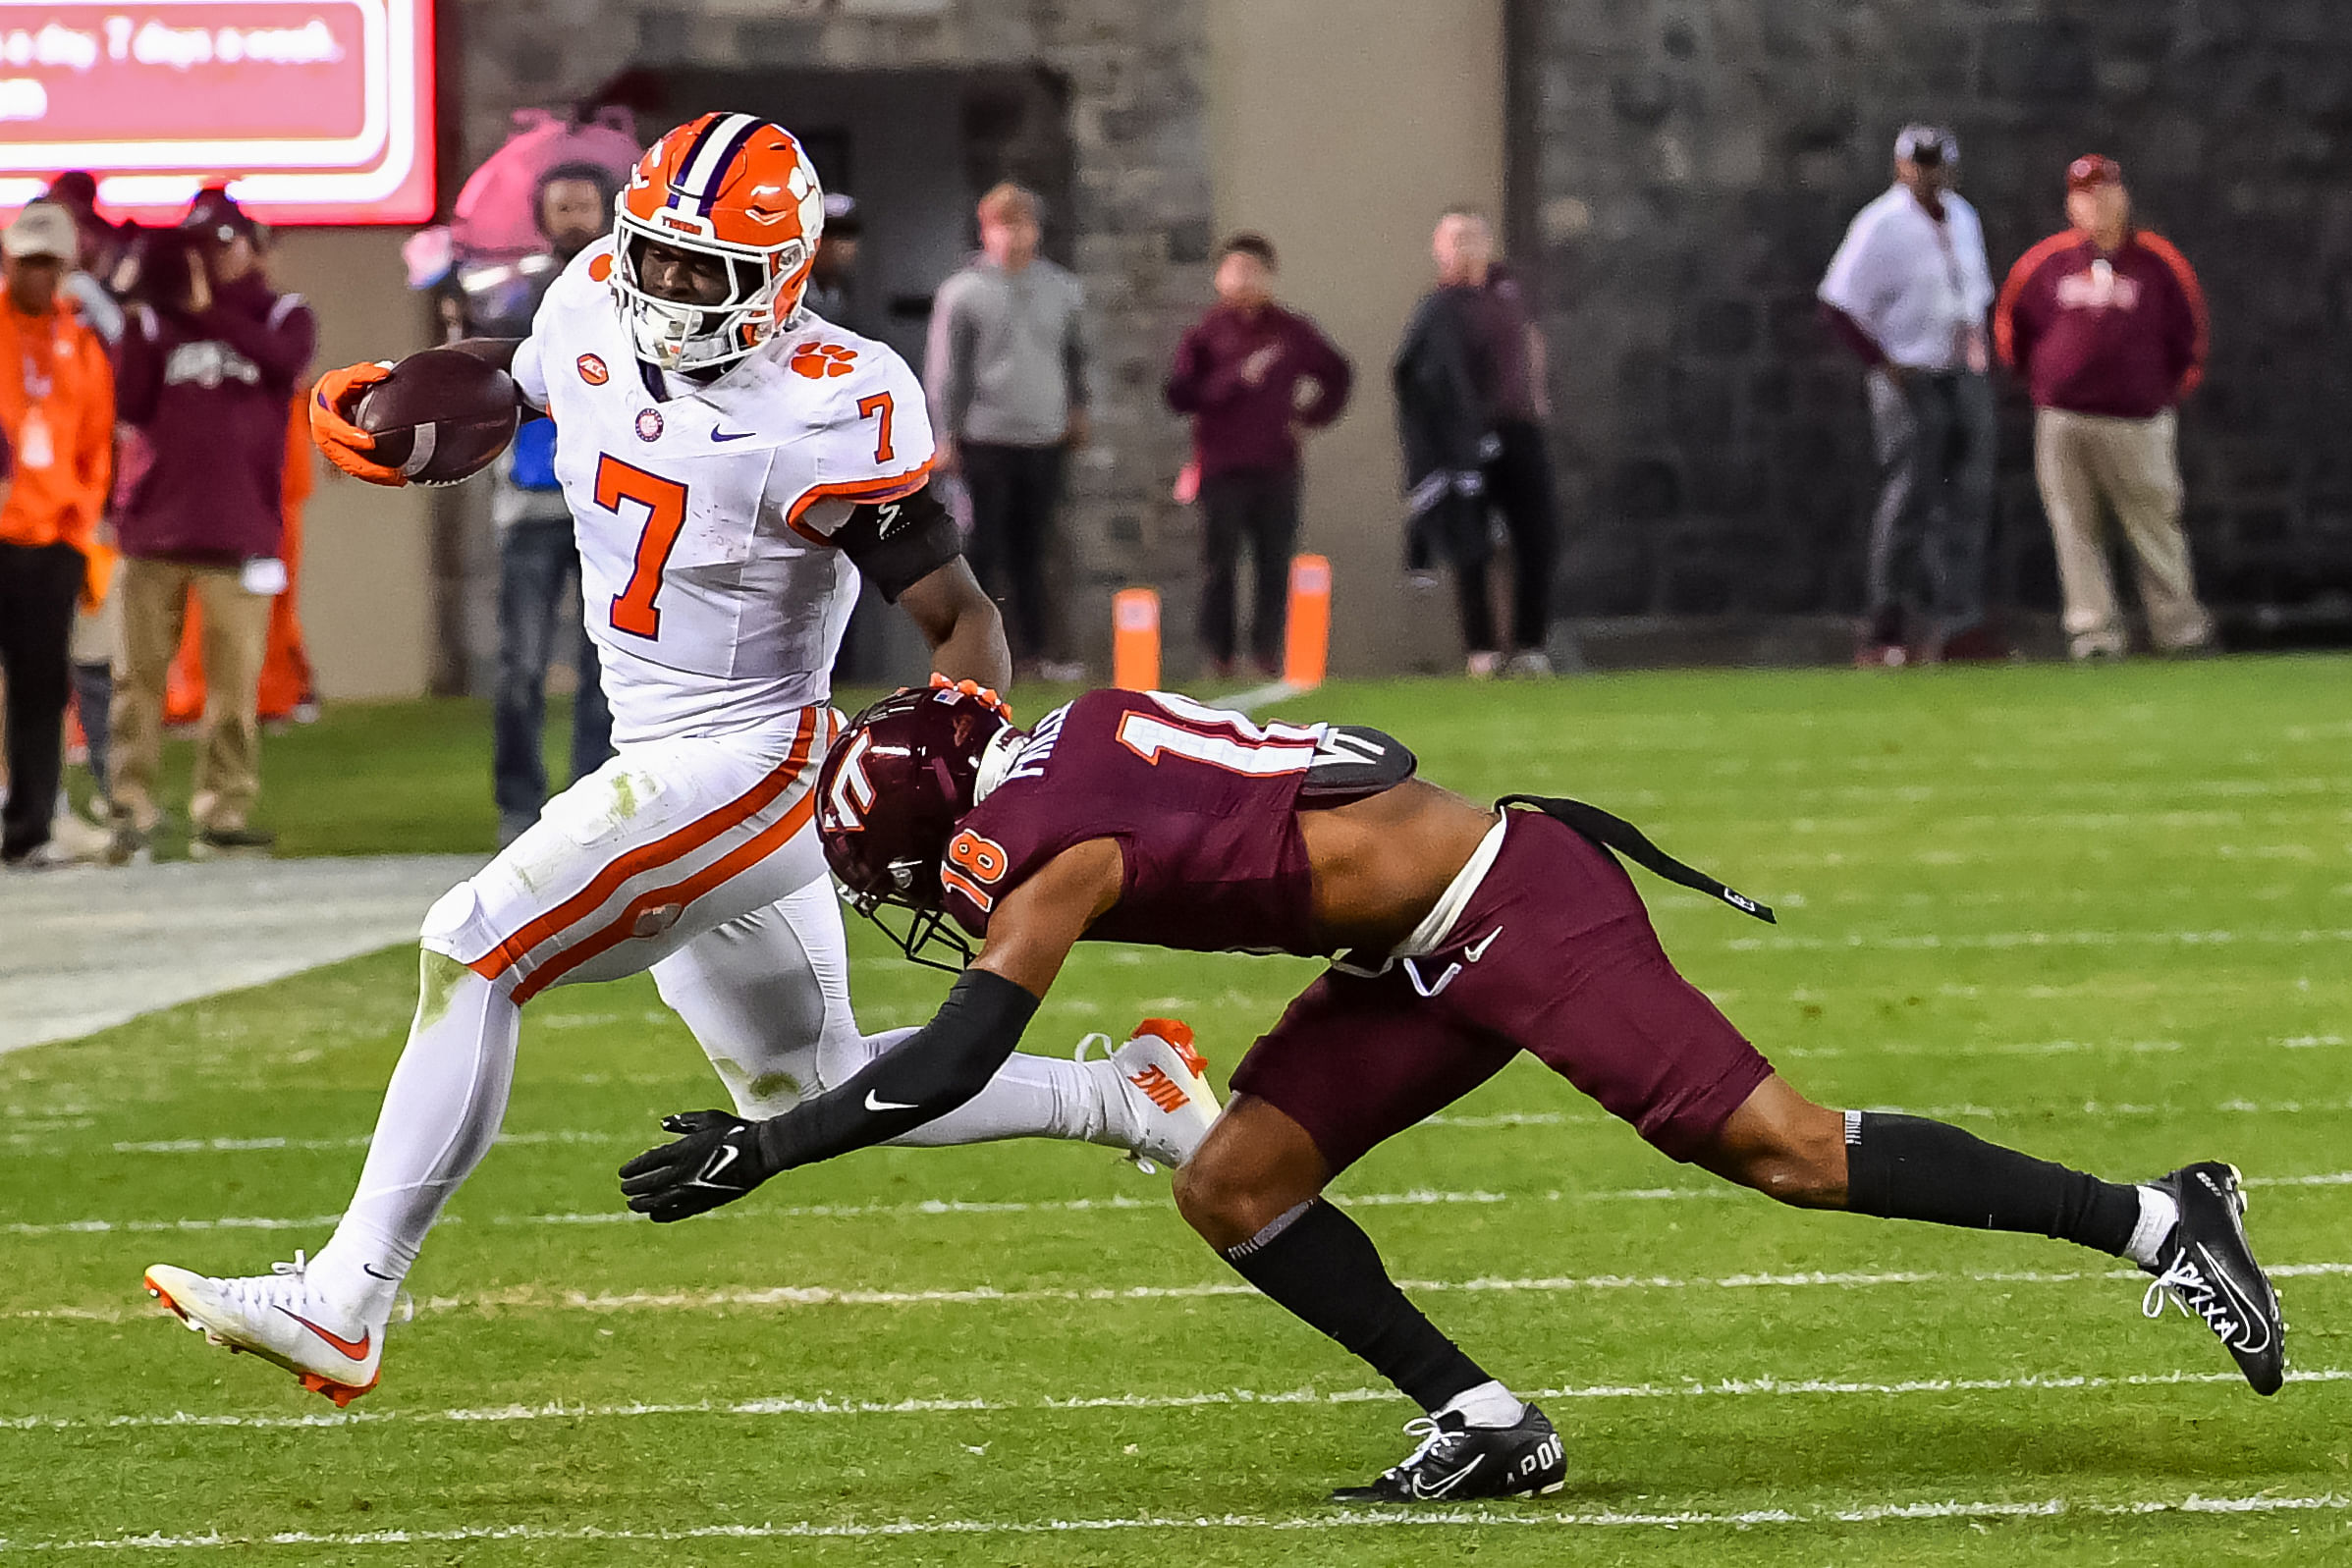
[1995,155,2215,660]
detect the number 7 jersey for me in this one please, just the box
[512,239,935,744]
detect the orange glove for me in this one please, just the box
[309,360,405,486]
[928,673,1013,723]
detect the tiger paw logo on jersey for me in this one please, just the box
[791,343,858,380]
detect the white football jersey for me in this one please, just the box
[511,241,937,745]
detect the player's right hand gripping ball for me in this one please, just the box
[310,361,403,485]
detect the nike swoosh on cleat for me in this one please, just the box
[1411,1455,1484,1499]
[865,1091,917,1112]
[360,1265,398,1282]
[711,428,756,443]
[277,1308,371,1362]
[2198,1244,2274,1353]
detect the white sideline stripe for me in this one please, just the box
[109,1130,620,1155]
[19,1260,2352,1325]
[6,1368,2344,1435]
[17,1168,2352,1241]
[4,1491,2350,1550]
[1714,926,2352,955]
[1223,678,1303,714]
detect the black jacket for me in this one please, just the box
[1393,288,1496,567]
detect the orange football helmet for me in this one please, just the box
[612,113,826,373]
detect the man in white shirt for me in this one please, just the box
[1818,125,1998,665]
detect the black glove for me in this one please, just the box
[619,1110,777,1222]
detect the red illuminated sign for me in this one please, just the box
[0,1,433,225]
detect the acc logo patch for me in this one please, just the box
[587,253,614,283]
[790,342,858,380]
[576,353,609,385]
[635,407,664,442]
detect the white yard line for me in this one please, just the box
[0,856,477,1054]
[17,1260,2352,1325]
[1712,926,2352,955]
[4,1367,2342,1435]
[16,1167,2352,1242]
[3,1490,2348,1551]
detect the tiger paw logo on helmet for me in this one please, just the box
[790,343,858,380]
[610,112,827,374]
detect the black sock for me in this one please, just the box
[1844,1111,2140,1256]
[1218,1199,1490,1412]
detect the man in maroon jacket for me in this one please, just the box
[1995,155,2215,660]
[108,188,316,861]
[1165,235,1351,676]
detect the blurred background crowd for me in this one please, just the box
[1,0,2345,867]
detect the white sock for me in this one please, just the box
[855,1026,1113,1148]
[310,952,519,1317]
[2124,1183,2180,1269]
[1438,1379,1525,1430]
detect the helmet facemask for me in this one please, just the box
[610,207,813,374]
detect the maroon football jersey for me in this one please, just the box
[940,689,1411,954]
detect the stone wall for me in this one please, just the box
[451,0,1213,670]
[1521,0,2352,633]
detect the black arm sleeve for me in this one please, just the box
[751,968,1039,1171]
[832,481,962,603]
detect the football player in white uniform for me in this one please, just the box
[141,114,1218,1406]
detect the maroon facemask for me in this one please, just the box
[817,685,1014,969]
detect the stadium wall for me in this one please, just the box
[269,230,440,701]
[1519,0,2352,639]
[441,0,2352,676]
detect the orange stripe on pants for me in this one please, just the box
[468,707,820,989]
[512,789,820,1003]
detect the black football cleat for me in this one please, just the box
[1332,1404,1566,1503]
[2141,1162,2286,1396]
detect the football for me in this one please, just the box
[352,348,521,485]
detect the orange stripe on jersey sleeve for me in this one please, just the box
[784,458,940,546]
[468,706,821,988]
[1995,230,2078,372]
[2137,231,2210,399]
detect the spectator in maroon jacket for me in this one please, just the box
[1166,234,1352,676]
[106,187,316,862]
[1995,155,2215,660]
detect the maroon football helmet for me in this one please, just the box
[818,685,1014,968]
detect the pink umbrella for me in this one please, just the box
[451,106,642,265]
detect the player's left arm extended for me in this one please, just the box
[619,841,1121,1221]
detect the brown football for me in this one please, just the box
[352,348,520,485]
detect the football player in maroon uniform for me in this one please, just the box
[623,681,2287,1503]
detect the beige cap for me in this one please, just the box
[3,202,77,264]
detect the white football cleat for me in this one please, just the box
[143,1252,385,1407]
[1078,1017,1221,1172]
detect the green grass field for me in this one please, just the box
[6,657,2350,1564]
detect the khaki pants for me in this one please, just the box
[2033,406,2215,658]
[110,557,272,833]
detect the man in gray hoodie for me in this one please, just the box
[924,183,1090,678]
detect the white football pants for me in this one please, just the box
[307,712,1121,1312]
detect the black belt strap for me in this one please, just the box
[1499,794,1776,925]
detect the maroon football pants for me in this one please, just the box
[1230,810,1773,1173]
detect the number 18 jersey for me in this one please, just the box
[511,240,935,745]
[939,690,1415,955]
